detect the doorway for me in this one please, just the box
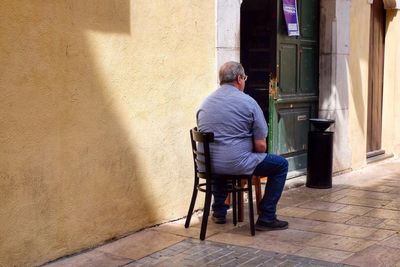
[241,0,320,174]
[367,0,386,158]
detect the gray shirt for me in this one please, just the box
[197,84,268,175]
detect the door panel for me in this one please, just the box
[276,106,309,155]
[270,0,319,172]
[300,0,318,39]
[279,44,297,96]
[299,45,317,95]
[276,110,291,154]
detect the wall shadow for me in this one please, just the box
[0,1,157,266]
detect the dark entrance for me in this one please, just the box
[241,0,320,173]
[367,0,386,158]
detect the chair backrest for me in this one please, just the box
[190,127,214,180]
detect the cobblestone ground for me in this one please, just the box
[126,239,353,267]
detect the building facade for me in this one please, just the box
[218,0,400,171]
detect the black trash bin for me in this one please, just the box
[306,118,335,189]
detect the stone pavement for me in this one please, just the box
[44,159,400,267]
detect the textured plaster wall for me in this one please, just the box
[348,1,371,168]
[0,1,216,266]
[382,9,400,157]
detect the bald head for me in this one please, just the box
[219,61,245,86]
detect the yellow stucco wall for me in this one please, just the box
[0,1,216,266]
[349,3,400,168]
[348,1,371,168]
[382,9,400,157]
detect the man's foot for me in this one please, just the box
[255,218,288,231]
[212,214,226,224]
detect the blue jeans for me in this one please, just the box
[212,154,288,222]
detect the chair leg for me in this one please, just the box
[253,176,262,215]
[200,188,212,240]
[238,179,246,222]
[224,193,231,207]
[247,177,255,236]
[232,179,237,226]
[185,178,199,228]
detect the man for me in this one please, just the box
[197,61,288,231]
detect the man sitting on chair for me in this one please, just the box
[197,61,288,231]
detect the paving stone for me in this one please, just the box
[278,207,316,218]
[305,233,376,253]
[335,196,390,208]
[298,201,347,212]
[97,229,185,260]
[250,239,304,255]
[294,246,353,263]
[358,191,400,201]
[336,205,374,216]
[278,197,310,207]
[153,221,220,238]
[237,254,273,266]
[309,222,377,239]
[378,233,400,248]
[346,215,385,228]
[279,216,324,231]
[43,250,132,267]
[384,181,400,188]
[365,208,400,219]
[201,251,236,265]
[208,232,255,247]
[342,244,400,267]
[261,257,292,266]
[377,218,400,231]
[383,200,400,211]
[305,210,356,223]
[276,259,301,267]
[319,193,347,203]
[256,229,320,244]
[364,229,397,241]
[355,185,394,193]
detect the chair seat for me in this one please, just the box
[196,174,253,194]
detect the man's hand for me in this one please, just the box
[253,139,267,153]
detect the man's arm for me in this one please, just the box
[253,139,267,153]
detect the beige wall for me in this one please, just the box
[382,9,400,157]
[0,1,216,266]
[349,4,400,168]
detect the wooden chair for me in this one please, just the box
[237,176,268,222]
[184,127,255,240]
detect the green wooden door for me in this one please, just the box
[269,0,319,172]
[241,0,319,173]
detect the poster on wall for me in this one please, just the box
[282,0,300,36]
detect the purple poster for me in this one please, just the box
[282,0,300,36]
